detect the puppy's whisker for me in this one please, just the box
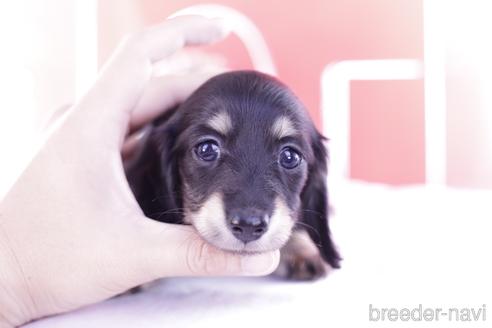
[150,207,186,214]
[151,193,182,202]
[300,209,324,216]
[148,207,187,221]
[295,221,321,240]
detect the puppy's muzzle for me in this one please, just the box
[227,210,269,243]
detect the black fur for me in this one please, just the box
[125,70,341,269]
[300,131,341,268]
[126,106,183,224]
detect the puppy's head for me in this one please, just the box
[128,71,340,268]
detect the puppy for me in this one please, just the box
[125,70,341,280]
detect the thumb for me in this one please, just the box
[132,219,280,281]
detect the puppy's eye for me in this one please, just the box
[195,140,220,162]
[279,147,302,169]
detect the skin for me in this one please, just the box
[0,16,279,327]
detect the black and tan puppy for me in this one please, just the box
[125,70,341,280]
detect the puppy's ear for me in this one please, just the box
[300,132,341,268]
[124,107,183,224]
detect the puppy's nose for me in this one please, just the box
[228,214,269,243]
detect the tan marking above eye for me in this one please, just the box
[206,111,232,135]
[271,116,297,139]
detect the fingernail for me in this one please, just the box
[212,17,232,38]
[240,251,280,275]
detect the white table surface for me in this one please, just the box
[26,183,492,327]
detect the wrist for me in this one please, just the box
[0,226,35,327]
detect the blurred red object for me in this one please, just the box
[100,0,424,185]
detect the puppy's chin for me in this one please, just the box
[185,193,295,254]
[197,229,292,254]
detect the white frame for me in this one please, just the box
[320,59,424,189]
[169,4,277,76]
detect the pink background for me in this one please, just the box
[98,0,490,188]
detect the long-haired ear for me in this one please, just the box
[300,132,342,268]
[124,107,182,224]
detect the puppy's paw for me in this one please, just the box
[274,230,330,281]
[277,251,328,281]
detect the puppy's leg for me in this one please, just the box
[274,230,330,281]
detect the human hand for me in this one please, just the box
[0,16,279,327]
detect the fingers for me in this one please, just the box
[129,50,227,131]
[121,126,149,160]
[129,16,229,63]
[131,219,280,281]
[153,50,227,77]
[71,16,229,144]
[129,69,225,131]
[41,104,72,131]
[100,15,228,111]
